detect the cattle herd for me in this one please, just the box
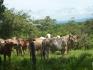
[0,33,80,62]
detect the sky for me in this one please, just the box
[4,0,93,21]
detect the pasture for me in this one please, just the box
[1,0,93,70]
[0,49,93,70]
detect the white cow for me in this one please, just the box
[57,35,60,38]
[46,33,51,38]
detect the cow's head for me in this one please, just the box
[69,35,80,42]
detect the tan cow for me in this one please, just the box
[33,37,45,51]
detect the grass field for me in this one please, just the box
[0,49,93,70]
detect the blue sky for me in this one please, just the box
[4,0,93,21]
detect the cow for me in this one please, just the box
[46,33,52,38]
[61,34,79,54]
[33,37,45,57]
[40,36,46,39]
[18,38,29,55]
[11,37,29,56]
[33,37,45,50]
[42,37,65,60]
[68,35,80,49]
[10,37,22,56]
[57,35,61,38]
[0,39,13,62]
[27,37,46,60]
[42,34,79,60]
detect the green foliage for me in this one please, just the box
[0,9,38,38]
[33,16,55,31]
[0,0,5,24]
[0,0,5,13]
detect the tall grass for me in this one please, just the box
[0,50,93,70]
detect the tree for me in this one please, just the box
[0,9,38,38]
[0,0,5,22]
[33,16,56,36]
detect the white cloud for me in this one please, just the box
[4,0,93,21]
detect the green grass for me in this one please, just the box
[0,49,93,70]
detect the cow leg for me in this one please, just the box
[61,49,64,54]
[8,53,11,62]
[15,46,19,56]
[42,48,45,60]
[19,47,22,56]
[41,48,43,60]
[30,51,31,60]
[40,49,42,60]
[16,45,22,56]
[45,47,49,60]
[64,46,68,54]
[16,49,18,56]
[4,54,6,62]
[43,51,45,60]
[8,56,11,62]
[0,56,1,63]
[41,48,44,60]
[46,49,49,60]
[42,45,45,60]
[23,50,25,55]
[22,47,26,55]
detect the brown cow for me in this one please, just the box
[5,37,29,56]
[10,37,22,56]
[0,39,13,62]
[18,38,29,55]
